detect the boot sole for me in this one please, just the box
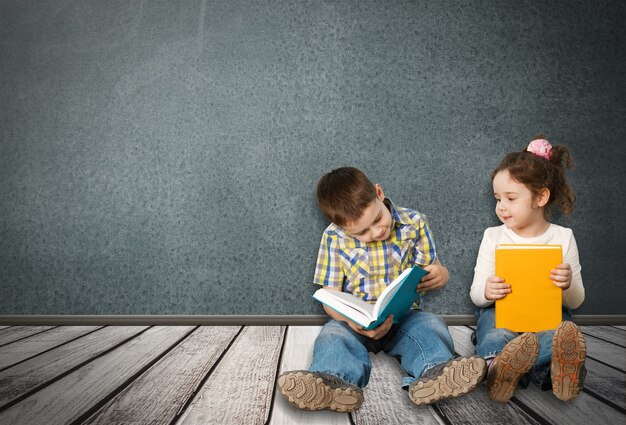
[551,321,586,401]
[409,356,487,405]
[487,332,539,403]
[277,371,363,412]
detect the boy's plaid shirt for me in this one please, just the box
[313,199,437,304]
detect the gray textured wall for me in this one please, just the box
[1,0,625,315]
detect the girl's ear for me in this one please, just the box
[536,188,550,208]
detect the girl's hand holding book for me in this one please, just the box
[550,263,572,289]
[484,276,511,300]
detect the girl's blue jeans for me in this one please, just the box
[474,305,572,386]
[309,310,455,389]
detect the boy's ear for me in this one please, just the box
[375,184,385,201]
[536,188,550,208]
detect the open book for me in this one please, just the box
[313,266,428,330]
[495,244,563,332]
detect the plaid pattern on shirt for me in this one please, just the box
[313,199,437,304]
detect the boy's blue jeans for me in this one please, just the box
[474,305,572,386]
[309,310,455,389]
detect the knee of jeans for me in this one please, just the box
[423,312,449,337]
[402,311,451,345]
[317,321,354,342]
[483,328,517,344]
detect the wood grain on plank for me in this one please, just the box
[0,326,56,346]
[585,334,626,371]
[83,326,241,424]
[580,326,626,347]
[177,326,285,425]
[0,326,193,425]
[583,357,626,411]
[0,326,148,409]
[0,326,101,370]
[515,383,625,425]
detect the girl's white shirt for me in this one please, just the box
[470,223,585,309]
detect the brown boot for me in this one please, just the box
[409,356,487,405]
[551,321,587,401]
[486,332,539,403]
[277,370,364,412]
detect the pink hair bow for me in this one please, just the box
[527,138,552,160]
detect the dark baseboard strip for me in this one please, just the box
[0,315,625,326]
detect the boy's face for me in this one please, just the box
[342,184,393,243]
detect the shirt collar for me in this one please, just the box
[384,198,412,228]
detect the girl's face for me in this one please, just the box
[492,170,549,237]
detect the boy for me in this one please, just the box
[278,167,487,412]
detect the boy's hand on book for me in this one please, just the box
[484,276,511,300]
[550,263,572,289]
[417,263,448,291]
[349,315,394,340]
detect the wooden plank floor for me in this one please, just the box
[0,325,623,425]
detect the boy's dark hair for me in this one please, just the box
[492,135,576,217]
[317,167,377,226]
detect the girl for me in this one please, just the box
[470,137,586,403]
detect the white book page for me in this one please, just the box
[497,244,561,250]
[314,289,375,326]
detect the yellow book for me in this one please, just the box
[495,244,562,332]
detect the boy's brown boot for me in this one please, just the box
[277,370,364,412]
[409,356,487,405]
[551,321,587,401]
[486,332,539,403]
